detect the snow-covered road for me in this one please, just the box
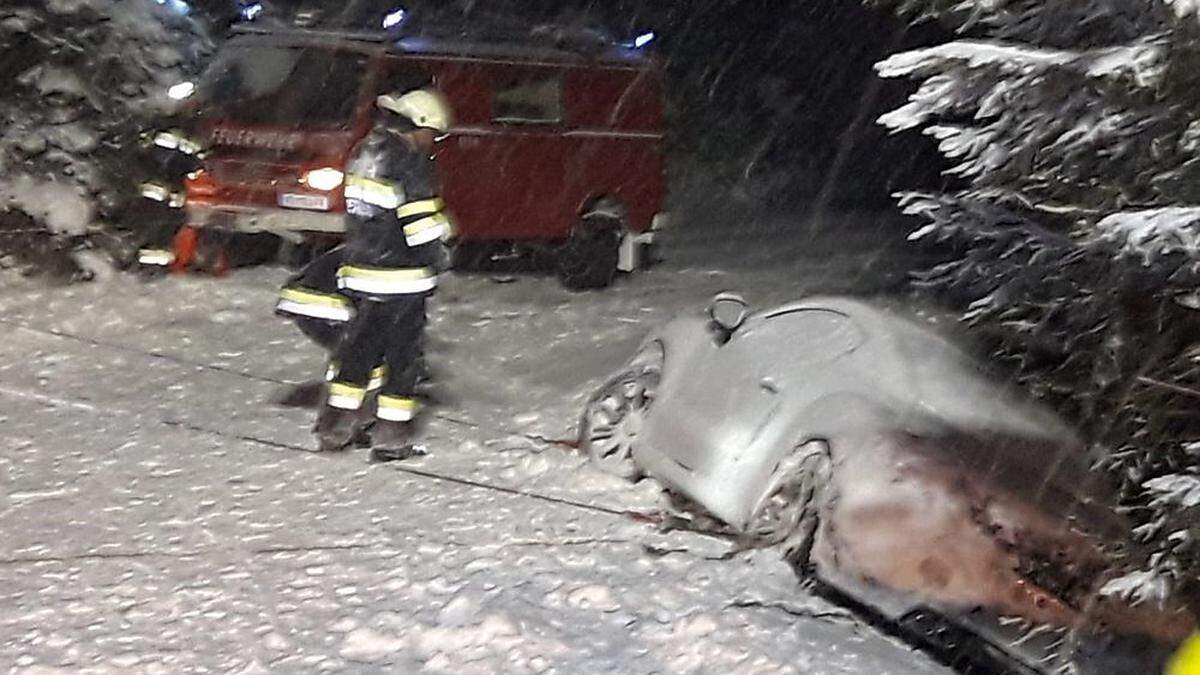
[0,229,949,673]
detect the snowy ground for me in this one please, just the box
[0,216,950,673]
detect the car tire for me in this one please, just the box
[556,217,621,290]
[579,343,663,480]
[745,440,832,572]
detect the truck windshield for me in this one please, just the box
[198,45,368,127]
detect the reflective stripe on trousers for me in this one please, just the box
[377,395,418,422]
[336,265,438,295]
[276,287,354,323]
[327,382,366,411]
[326,362,387,392]
[138,248,175,267]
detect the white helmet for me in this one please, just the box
[377,88,453,133]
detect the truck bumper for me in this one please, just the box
[618,211,669,272]
[187,203,345,239]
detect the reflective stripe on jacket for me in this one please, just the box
[399,198,455,247]
[345,174,404,210]
[396,198,444,219]
[404,213,453,247]
[146,129,206,157]
[341,123,445,275]
[139,181,186,208]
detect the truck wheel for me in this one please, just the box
[556,218,620,290]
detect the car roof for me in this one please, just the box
[755,295,1078,440]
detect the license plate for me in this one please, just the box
[278,193,330,211]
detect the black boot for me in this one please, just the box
[369,420,424,462]
[351,401,376,448]
[314,406,358,452]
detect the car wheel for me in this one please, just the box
[579,344,663,479]
[746,440,832,572]
[556,217,621,290]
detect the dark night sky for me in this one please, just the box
[429,0,952,211]
[249,0,949,211]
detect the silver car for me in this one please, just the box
[580,293,1192,674]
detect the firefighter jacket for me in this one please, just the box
[337,122,454,299]
[133,121,206,268]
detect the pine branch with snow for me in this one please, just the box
[0,0,214,277]
[874,0,1200,614]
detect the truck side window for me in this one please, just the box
[493,76,563,125]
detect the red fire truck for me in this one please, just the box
[181,24,668,288]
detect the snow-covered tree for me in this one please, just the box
[872,0,1200,613]
[0,0,215,277]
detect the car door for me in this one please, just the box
[649,309,864,482]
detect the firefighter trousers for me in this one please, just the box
[326,295,426,423]
[277,247,349,352]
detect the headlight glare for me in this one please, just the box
[302,167,344,191]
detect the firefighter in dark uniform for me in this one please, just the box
[275,88,454,460]
[133,126,205,272]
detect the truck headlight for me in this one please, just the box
[301,168,344,191]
